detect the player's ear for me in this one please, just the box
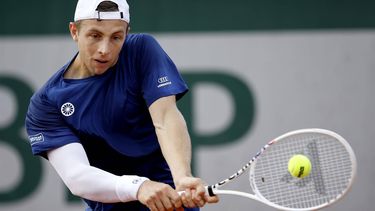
[69,22,79,42]
[126,23,130,35]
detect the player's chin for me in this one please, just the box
[93,64,110,75]
[92,60,113,74]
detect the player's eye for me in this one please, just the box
[112,35,123,41]
[89,33,101,39]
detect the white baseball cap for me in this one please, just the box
[74,0,130,23]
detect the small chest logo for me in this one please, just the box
[61,102,75,117]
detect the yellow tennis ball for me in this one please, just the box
[288,154,312,178]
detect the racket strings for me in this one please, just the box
[251,133,354,209]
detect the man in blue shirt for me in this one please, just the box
[25,0,218,210]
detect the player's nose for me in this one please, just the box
[98,40,110,55]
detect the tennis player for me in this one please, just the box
[25,0,218,210]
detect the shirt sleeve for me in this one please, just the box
[138,34,188,107]
[25,90,79,158]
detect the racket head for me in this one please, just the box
[249,128,356,211]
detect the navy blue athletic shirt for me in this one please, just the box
[25,33,199,211]
[25,33,188,158]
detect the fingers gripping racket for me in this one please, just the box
[202,128,356,210]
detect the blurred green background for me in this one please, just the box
[1,0,375,35]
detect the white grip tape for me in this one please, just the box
[177,186,211,196]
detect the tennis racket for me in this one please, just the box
[198,128,357,210]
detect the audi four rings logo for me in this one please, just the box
[158,76,169,83]
[61,102,75,117]
[157,76,172,88]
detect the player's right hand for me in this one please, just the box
[137,180,183,211]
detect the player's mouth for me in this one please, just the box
[95,59,109,64]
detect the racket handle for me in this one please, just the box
[207,186,215,196]
[177,186,216,197]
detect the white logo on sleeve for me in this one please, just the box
[157,76,172,88]
[61,102,75,116]
[29,133,44,145]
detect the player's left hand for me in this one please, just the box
[175,176,219,208]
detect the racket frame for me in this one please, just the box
[207,128,357,211]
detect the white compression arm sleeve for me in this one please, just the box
[47,143,149,203]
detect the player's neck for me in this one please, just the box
[64,54,94,79]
